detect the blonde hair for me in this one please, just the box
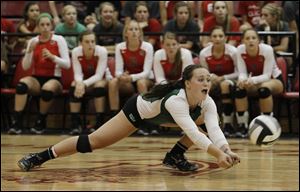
[122,20,144,41]
[262,3,282,22]
[62,5,77,16]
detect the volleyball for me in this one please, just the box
[248,115,282,147]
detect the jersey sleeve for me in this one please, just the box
[83,46,108,87]
[53,35,71,69]
[115,43,124,78]
[71,47,84,82]
[22,37,38,70]
[224,45,239,80]
[250,45,274,84]
[181,48,194,65]
[237,45,248,82]
[165,96,213,151]
[203,97,228,148]
[153,50,167,84]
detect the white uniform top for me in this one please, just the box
[72,45,108,87]
[153,48,194,84]
[237,43,281,84]
[115,41,154,82]
[137,89,228,152]
[199,44,239,80]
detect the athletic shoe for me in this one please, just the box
[236,124,248,138]
[7,120,22,134]
[69,117,82,135]
[18,153,43,171]
[30,119,45,134]
[162,152,199,172]
[137,129,149,136]
[223,124,236,138]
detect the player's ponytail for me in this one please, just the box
[143,64,201,100]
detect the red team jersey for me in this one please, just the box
[241,52,265,76]
[115,41,154,82]
[237,43,277,84]
[77,55,99,79]
[121,46,146,74]
[205,54,234,76]
[153,48,194,84]
[23,34,70,77]
[160,59,182,80]
[33,35,61,77]
[200,44,238,80]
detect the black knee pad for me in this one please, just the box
[16,82,28,94]
[93,87,106,98]
[258,87,271,98]
[76,135,92,153]
[69,86,81,102]
[234,88,247,98]
[41,90,54,101]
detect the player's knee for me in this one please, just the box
[93,87,106,98]
[76,135,92,153]
[16,82,28,94]
[234,88,247,98]
[69,86,81,102]
[258,87,271,98]
[41,90,54,101]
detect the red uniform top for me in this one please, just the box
[23,34,70,77]
[241,52,265,76]
[115,41,154,82]
[200,44,238,80]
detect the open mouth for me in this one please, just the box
[202,89,208,94]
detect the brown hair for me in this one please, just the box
[163,32,182,80]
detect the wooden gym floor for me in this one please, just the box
[1,134,299,191]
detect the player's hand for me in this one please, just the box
[217,153,233,169]
[42,48,55,61]
[27,40,39,53]
[225,150,240,165]
[74,82,85,98]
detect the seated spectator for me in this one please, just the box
[92,2,124,55]
[234,29,284,138]
[84,1,122,30]
[160,1,196,27]
[199,26,238,137]
[201,1,240,48]
[164,1,201,56]
[133,1,162,51]
[49,1,99,26]
[197,1,233,31]
[108,20,154,135]
[16,2,40,53]
[69,30,108,135]
[122,1,160,25]
[7,13,70,135]
[54,5,86,50]
[257,3,290,53]
[153,32,194,85]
